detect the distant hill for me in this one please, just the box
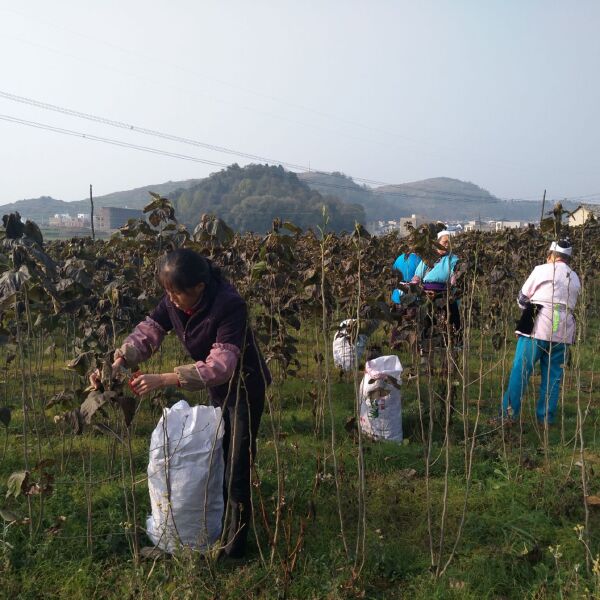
[0,196,71,222]
[170,163,365,232]
[299,171,374,207]
[2,167,587,231]
[0,179,202,224]
[375,177,506,221]
[298,172,578,222]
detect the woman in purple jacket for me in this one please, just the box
[112,248,271,558]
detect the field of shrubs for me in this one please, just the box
[1,198,599,599]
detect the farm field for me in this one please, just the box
[0,204,599,599]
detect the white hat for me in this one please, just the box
[437,229,451,240]
[549,241,572,256]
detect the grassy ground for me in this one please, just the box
[1,319,600,599]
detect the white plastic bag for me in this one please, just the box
[359,355,403,442]
[146,400,224,553]
[333,319,368,371]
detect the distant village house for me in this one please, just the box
[49,213,90,228]
[464,219,528,232]
[569,205,599,227]
[47,207,144,232]
[368,214,428,236]
[494,220,526,231]
[94,207,144,231]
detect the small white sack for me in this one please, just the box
[146,400,224,553]
[333,319,368,372]
[359,355,403,442]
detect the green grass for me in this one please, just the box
[1,321,600,599]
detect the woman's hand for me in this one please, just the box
[130,372,179,395]
[112,357,127,373]
[89,357,127,390]
[89,369,102,390]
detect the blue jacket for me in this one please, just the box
[391,252,421,303]
[414,253,459,285]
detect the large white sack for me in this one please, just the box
[359,355,403,442]
[333,319,368,372]
[146,400,224,553]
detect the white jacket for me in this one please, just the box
[516,261,580,344]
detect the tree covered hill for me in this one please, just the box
[2,166,585,231]
[298,172,574,222]
[170,164,366,232]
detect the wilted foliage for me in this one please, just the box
[0,194,599,598]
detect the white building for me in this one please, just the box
[464,220,494,232]
[49,213,91,228]
[494,220,526,231]
[569,205,600,227]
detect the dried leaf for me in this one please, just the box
[491,332,503,351]
[23,220,43,245]
[398,468,417,479]
[0,266,30,311]
[0,508,19,522]
[2,213,25,239]
[148,212,162,228]
[45,391,76,410]
[6,471,29,499]
[282,221,302,234]
[65,351,95,377]
[117,395,136,427]
[66,409,84,435]
[80,390,117,424]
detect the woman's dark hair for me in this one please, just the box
[157,248,222,292]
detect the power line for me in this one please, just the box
[0,114,231,168]
[0,89,402,189]
[1,92,598,206]
[0,91,547,204]
[0,5,524,173]
[0,112,413,208]
[0,90,310,173]
[3,8,597,194]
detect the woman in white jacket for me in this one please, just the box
[501,239,580,425]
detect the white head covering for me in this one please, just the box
[549,241,572,256]
[437,229,451,240]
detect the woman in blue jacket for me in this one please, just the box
[412,230,461,339]
[391,251,421,304]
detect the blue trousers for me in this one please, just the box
[502,336,566,424]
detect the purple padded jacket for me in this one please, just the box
[120,280,271,404]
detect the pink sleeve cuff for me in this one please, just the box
[194,343,240,387]
[116,317,166,367]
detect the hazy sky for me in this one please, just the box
[1,1,599,205]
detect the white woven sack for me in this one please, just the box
[333,319,368,371]
[146,400,224,553]
[359,355,403,442]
